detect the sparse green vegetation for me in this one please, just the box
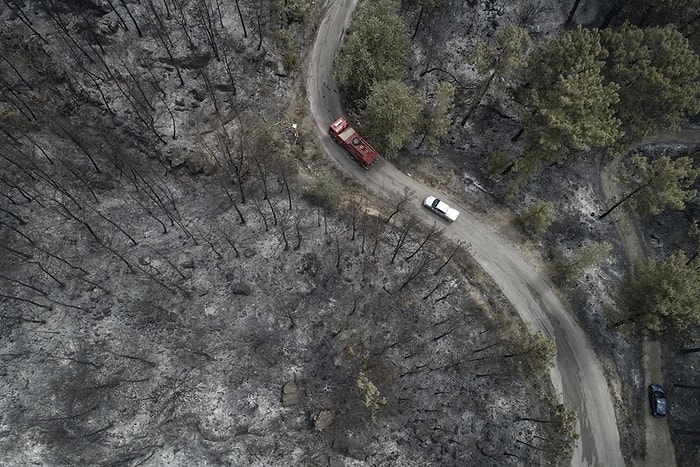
[276,27,299,71]
[484,150,510,178]
[506,326,557,377]
[516,397,579,465]
[419,81,454,152]
[356,370,387,418]
[313,174,342,211]
[553,241,614,284]
[278,0,308,24]
[519,200,556,234]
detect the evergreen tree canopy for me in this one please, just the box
[471,23,531,92]
[625,154,698,216]
[599,153,697,219]
[335,0,411,102]
[463,23,530,124]
[505,327,557,376]
[420,81,454,152]
[361,80,422,158]
[615,251,700,337]
[519,200,556,234]
[521,26,622,166]
[601,23,700,145]
[547,401,579,462]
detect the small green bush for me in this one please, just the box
[313,174,341,211]
[519,200,555,234]
[484,150,510,178]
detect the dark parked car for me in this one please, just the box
[648,384,667,417]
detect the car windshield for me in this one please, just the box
[656,397,667,414]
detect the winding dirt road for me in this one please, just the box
[306,1,624,465]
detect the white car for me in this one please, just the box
[423,196,460,222]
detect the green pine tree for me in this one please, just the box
[463,23,531,124]
[613,251,700,337]
[601,23,700,146]
[599,153,697,219]
[335,0,412,102]
[519,200,556,234]
[361,80,422,158]
[419,81,454,152]
[519,26,622,171]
